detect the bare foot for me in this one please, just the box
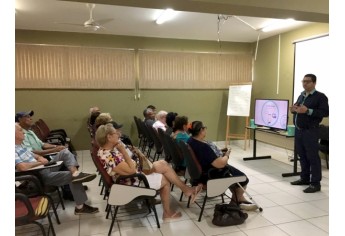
[185,184,203,197]
[190,184,203,203]
[162,211,182,220]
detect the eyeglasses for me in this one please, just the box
[301,80,313,84]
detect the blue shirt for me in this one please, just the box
[15,144,37,166]
[187,137,218,173]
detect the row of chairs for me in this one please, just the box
[15,164,66,236]
[133,116,163,162]
[16,175,58,236]
[133,116,248,221]
[31,118,76,155]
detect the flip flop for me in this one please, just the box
[238,200,252,204]
[190,184,203,203]
[163,211,182,220]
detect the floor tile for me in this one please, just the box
[16,140,329,235]
[283,202,328,219]
[243,225,290,236]
[277,220,328,236]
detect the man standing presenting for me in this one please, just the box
[290,74,329,193]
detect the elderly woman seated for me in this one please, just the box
[187,121,258,211]
[95,123,202,220]
[152,110,168,131]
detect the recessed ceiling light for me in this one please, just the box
[155,8,177,25]
[261,18,296,32]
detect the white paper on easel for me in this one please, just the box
[227,84,252,117]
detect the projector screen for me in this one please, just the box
[293,35,329,103]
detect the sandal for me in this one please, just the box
[190,184,203,203]
[238,200,252,204]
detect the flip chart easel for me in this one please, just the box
[225,83,252,150]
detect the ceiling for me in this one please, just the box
[15,0,328,43]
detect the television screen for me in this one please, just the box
[254,99,289,131]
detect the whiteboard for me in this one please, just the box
[227,84,252,116]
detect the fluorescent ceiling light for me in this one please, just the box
[155,8,177,25]
[261,18,296,32]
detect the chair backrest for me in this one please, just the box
[164,134,184,169]
[35,119,51,137]
[177,141,202,182]
[30,123,46,141]
[157,128,171,159]
[15,175,57,235]
[36,119,68,138]
[318,124,329,153]
[133,116,144,138]
[319,125,329,141]
[147,125,163,153]
[138,119,153,144]
[90,144,114,194]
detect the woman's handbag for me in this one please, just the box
[212,203,248,226]
[130,146,154,175]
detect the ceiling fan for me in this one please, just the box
[56,3,113,31]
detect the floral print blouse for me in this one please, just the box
[97,148,140,185]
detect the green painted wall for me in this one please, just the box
[15,23,329,150]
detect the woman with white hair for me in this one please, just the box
[152,110,168,131]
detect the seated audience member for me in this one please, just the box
[94,113,133,146]
[94,113,113,130]
[152,110,168,131]
[171,115,190,169]
[16,110,91,199]
[16,111,74,157]
[166,112,178,135]
[147,105,157,115]
[88,107,101,123]
[171,116,190,142]
[187,121,258,211]
[95,123,202,220]
[15,123,99,215]
[143,108,156,126]
[89,106,100,114]
[89,111,101,126]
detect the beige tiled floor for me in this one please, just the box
[16,140,329,236]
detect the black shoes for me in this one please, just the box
[291,179,321,193]
[290,179,310,185]
[74,204,99,215]
[72,172,97,183]
[303,185,321,193]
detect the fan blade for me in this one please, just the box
[55,22,84,27]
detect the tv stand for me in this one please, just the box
[244,127,300,177]
[243,127,271,161]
